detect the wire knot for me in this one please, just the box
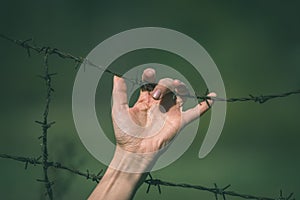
[249,94,268,103]
[145,174,162,194]
[278,190,294,200]
[213,183,231,200]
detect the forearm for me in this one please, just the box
[88,167,147,200]
[88,146,156,200]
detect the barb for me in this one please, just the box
[0,34,83,63]
[49,162,103,183]
[1,34,299,104]
[0,154,42,169]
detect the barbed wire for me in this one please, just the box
[1,34,299,104]
[37,51,54,199]
[0,154,103,183]
[145,174,295,200]
[0,34,298,199]
[0,153,295,200]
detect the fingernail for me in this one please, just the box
[152,89,161,99]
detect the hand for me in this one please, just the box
[112,68,216,156]
[89,68,216,200]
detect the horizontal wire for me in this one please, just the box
[1,34,299,104]
[0,154,103,183]
[0,154,295,200]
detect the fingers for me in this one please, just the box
[142,68,156,83]
[140,68,156,94]
[112,76,128,109]
[151,78,175,100]
[182,92,217,126]
[151,78,189,105]
[173,80,189,106]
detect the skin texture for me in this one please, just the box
[88,68,216,200]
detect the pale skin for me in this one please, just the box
[88,68,216,200]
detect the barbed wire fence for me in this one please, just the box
[0,34,298,200]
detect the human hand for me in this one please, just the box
[112,68,216,158]
[89,68,216,200]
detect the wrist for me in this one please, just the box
[88,146,156,200]
[88,167,146,200]
[109,145,157,173]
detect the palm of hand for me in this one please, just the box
[112,68,215,155]
[113,88,182,154]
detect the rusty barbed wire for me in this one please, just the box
[0,34,298,199]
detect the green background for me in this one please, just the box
[0,0,299,199]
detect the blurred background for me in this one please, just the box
[0,0,299,199]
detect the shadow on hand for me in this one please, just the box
[159,92,176,113]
